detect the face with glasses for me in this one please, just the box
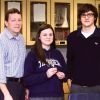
[81,13,94,18]
[81,11,95,28]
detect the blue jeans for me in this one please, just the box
[68,84,100,100]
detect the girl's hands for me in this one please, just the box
[46,67,65,80]
[46,67,57,78]
[56,71,65,79]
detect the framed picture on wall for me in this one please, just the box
[5,1,22,12]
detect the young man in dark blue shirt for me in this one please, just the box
[67,4,100,100]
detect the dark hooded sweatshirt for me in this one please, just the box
[23,48,67,97]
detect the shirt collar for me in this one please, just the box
[4,28,20,40]
[77,27,100,37]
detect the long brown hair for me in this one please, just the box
[32,23,56,64]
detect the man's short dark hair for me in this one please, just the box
[5,8,21,21]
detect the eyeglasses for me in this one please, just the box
[81,13,94,18]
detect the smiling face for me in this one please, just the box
[39,28,54,49]
[81,11,95,28]
[5,13,22,36]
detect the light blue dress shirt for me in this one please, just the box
[0,28,26,83]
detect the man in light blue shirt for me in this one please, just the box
[0,8,26,100]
